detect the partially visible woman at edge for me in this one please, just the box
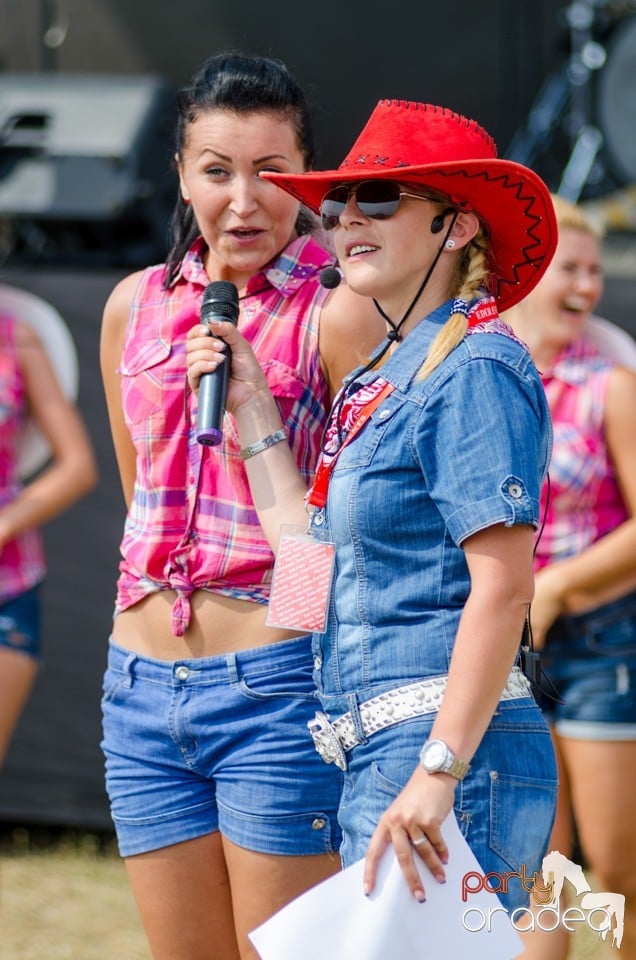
[0,310,97,766]
[99,53,384,960]
[187,99,559,958]
[504,195,636,960]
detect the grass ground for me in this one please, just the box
[0,827,151,960]
[0,827,608,960]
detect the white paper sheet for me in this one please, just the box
[249,811,524,960]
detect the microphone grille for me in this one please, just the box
[319,266,342,289]
[203,280,239,304]
[201,280,239,321]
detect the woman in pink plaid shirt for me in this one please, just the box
[99,53,383,960]
[0,310,96,766]
[506,194,636,960]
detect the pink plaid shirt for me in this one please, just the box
[0,313,46,604]
[115,235,332,635]
[534,337,628,571]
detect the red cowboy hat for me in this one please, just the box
[261,100,557,312]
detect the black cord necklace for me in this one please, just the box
[326,215,458,451]
[238,285,272,302]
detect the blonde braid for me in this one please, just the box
[417,226,490,380]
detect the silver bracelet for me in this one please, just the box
[239,429,287,461]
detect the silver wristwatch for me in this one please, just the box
[419,738,470,781]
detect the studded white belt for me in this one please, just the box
[307,667,532,771]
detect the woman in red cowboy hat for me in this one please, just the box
[187,99,559,934]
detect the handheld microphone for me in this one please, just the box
[318,263,342,289]
[196,280,240,446]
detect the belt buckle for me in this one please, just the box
[308,711,347,771]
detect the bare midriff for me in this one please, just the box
[111,590,304,660]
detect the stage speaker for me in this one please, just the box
[0,73,178,265]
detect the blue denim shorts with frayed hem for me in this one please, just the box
[536,589,636,740]
[101,636,343,858]
[0,584,42,659]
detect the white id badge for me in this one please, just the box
[266,524,336,634]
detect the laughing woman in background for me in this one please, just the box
[505,194,636,960]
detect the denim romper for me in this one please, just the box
[311,300,558,910]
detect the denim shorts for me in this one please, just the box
[0,584,42,659]
[101,636,343,858]
[334,699,557,912]
[536,589,636,740]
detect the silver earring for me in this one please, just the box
[445,239,456,249]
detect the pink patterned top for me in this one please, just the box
[115,235,333,636]
[0,314,46,604]
[534,337,628,571]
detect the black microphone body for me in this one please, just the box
[196,280,240,446]
[318,264,342,289]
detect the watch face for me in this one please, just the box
[424,741,446,769]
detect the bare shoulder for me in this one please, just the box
[13,320,51,385]
[605,366,636,512]
[14,317,67,399]
[102,269,146,331]
[605,364,636,432]
[607,363,636,412]
[13,317,43,350]
[100,270,149,387]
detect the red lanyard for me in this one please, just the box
[307,381,395,509]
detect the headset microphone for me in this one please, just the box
[430,207,456,234]
[318,264,342,289]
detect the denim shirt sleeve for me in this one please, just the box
[413,350,552,546]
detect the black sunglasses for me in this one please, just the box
[319,180,439,231]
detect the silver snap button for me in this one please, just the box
[508,483,523,499]
[378,408,390,419]
[313,656,322,670]
[311,818,326,831]
[175,666,190,681]
[313,512,325,527]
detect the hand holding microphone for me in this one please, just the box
[196,280,240,446]
[194,264,338,446]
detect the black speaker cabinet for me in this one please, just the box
[0,73,178,265]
